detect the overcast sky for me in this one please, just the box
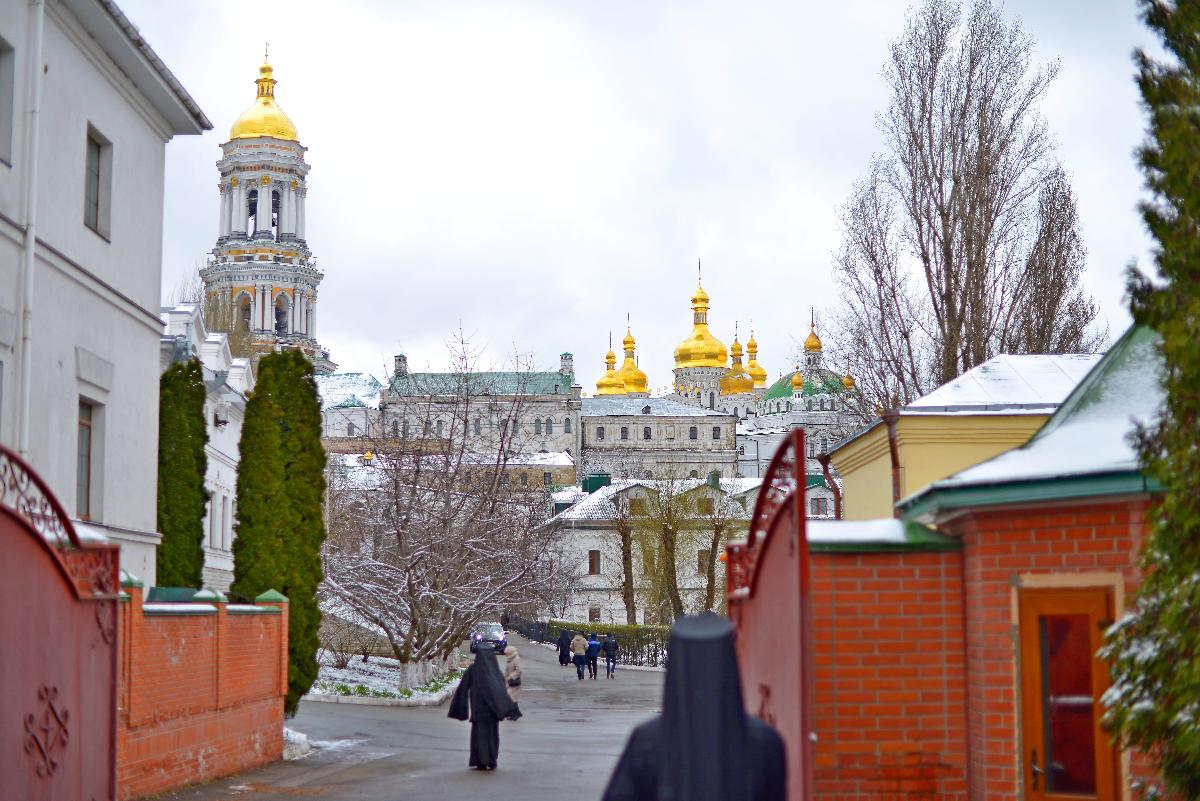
[125,0,1154,391]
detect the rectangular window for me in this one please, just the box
[688,426,698,440]
[83,127,112,237]
[810,497,829,516]
[643,426,652,440]
[588,549,601,575]
[620,426,629,441]
[596,426,605,441]
[0,36,14,165]
[222,496,231,549]
[697,549,712,574]
[543,471,552,485]
[713,426,721,440]
[208,497,217,548]
[589,607,601,622]
[76,401,94,520]
[520,472,528,486]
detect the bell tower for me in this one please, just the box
[199,53,334,372]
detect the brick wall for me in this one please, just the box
[116,585,288,800]
[941,497,1155,801]
[811,549,969,801]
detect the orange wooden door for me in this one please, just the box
[1018,587,1118,801]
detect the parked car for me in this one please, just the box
[469,622,507,654]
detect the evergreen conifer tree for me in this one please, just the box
[156,358,209,588]
[232,350,326,716]
[1104,2,1200,795]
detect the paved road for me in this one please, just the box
[163,636,662,801]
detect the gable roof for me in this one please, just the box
[901,326,1164,521]
[906,353,1104,414]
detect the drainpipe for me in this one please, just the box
[881,410,901,518]
[815,452,841,520]
[16,0,46,458]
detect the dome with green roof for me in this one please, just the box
[762,370,853,401]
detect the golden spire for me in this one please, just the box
[229,50,299,141]
[596,334,627,395]
[720,323,754,395]
[746,328,768,388]
[673,278,727,369]
[803,309,822,352]
[616,317,649,395]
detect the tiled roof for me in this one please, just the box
[582,397,732,418]
[388,371,573,397]
[316,373,383,410]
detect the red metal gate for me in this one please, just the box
[726,429,813,801]
[0,445,119,800]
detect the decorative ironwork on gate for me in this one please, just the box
[24,685,70,777]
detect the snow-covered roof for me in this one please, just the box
[552,486,589,506]
[905,353,1104,414]
[582,397,732,418]
[906,326,1162,499]
[317,373,383,410]
[545,477,763,524]
[462,451,575,467]
[807,518,909,544]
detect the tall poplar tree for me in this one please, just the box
[1104,2,1200,796]
[156,359,209,588]
[232,350,326,715]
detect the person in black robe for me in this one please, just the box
[448,646,519,770]
[556,628,572,666]
[601,613,787,801]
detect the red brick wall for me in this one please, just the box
[811,550,968,801]
[941,497,1154,801]
[116,588,287,800]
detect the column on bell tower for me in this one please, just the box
[255,178,271,238]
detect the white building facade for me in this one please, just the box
[160,304,254,591]
[0,0,208,584]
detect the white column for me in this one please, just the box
[224,186,235,236]
[218,188,229,237]
[233,183,246,234]
[297,189,306,240]
[309,296,316,339]
[279,189,291,238]
[256,181,270,236]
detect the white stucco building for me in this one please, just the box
[160,304,254,591]
[0,0,208,584]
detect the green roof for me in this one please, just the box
[762,369,848,401]
[389,371,574,397]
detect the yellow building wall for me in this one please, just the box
[831,414,1050,520]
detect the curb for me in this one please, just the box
[303,678,459,708]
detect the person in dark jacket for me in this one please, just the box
[602,633,619,678]
[601,613,787,801]
[448,646,520,771]
[586,632,602,679]
[556,629,572,667]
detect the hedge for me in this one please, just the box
[511,615,669,667]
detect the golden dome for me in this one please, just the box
[674,282,728,369]
[791,369,804,391]
[720,336,754,395]
[746,332,768,388]
[616,327,649,395]
[596,349,627,395]
[229,59,299,142]
[842,373,856,390]
[803,322,822,352]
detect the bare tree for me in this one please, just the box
[631,472,694,623]
[693,481,749,613]
[832,0,1105,408]
[611,494,639,624]
[320,335,564,664]
[169,265,257,359]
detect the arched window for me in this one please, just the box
[545,417,553,435]
[807,439,815,457]
[535,418,543,434]
[271,190,281,241]
[643,426,652,440]
[274,294,289,336]
[596,426,605,441]
[564,417,572,434]
[689,470,699,478]
[237,293,252,332]
[641,405,651,415]
[620,426,629,441]
[688,426,698,440]
[708,392,715,409]
[247,189,259,235]
[347,422,357,437]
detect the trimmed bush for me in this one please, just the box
[512,616,670,667]
[157,359,209,588]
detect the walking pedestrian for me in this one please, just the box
[556,628,572,667]
[448,645,520,771]
[602,632,619,678]
[601,613,786,801]
[570,631,589,680]
[586,632,602,680]
[503,646,523,718]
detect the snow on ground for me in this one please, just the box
[309,649,461,702]
[283,727,311,760]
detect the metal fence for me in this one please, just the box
[510,614,669,667]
